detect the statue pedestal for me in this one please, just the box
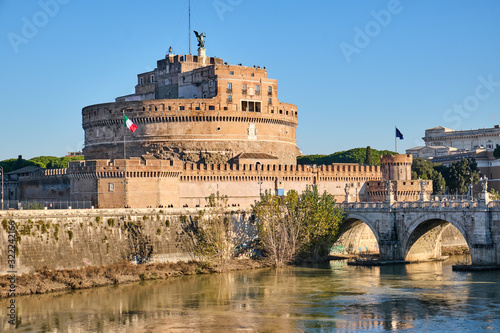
[386,193,395,204]
[198,47,206,59]
[481,191,490,205]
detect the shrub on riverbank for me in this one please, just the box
[253,186,344,266]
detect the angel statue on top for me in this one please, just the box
[194,30,206,48]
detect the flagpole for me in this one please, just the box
[395,126,397,153]
[123,110,126,159]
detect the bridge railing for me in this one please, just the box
[337,200,481,210]
[430,195,472,202]
[336,202,388,210]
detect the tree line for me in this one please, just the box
[411,157,481,195]
[0,155,84,173]
[297,147,396,166]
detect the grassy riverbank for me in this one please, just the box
[0,259,271,298]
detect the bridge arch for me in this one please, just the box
[402,213,470,262]
[332,213,380,256]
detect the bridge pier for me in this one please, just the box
[378,241,405,262]
[470,244,497,265]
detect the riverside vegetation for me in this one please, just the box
[0,186,344,297]
[193,186,344,268]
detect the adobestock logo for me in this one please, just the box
[339,0,408,64]
[7,0,71,54]
[213,0,244,21]
[443,75,500,128]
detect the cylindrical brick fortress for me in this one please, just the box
[82,99,299,164]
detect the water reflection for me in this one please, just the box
[1,256,499,332]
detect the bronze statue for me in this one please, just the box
[194,30,206,48]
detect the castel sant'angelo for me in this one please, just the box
[18,33,432,208]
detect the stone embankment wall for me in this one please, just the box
[0,208,254,274]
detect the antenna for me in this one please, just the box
[188,0,191,55]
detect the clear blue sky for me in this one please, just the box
[1,0,500,161]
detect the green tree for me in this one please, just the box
[15,155,24,169]
[494,145,500,159]
[1,155,83,173]
[441,158,480,194]
[253,186,343,266]
[365,146,373,165]
[196,192,234,272]
[297,147,397,166]
[0,157,42,173]
[29,155,83,169]
[489,188,500,200]
[411,158,446,194]
[299,186,343,262]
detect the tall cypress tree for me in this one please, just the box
[365,146,372,165]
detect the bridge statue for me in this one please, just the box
[386,181,394,194]
[420,180,427,194]
[344,183,351,195]
[481,176,488,192]
[194,30,206,48]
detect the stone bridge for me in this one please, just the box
[336,200,500,266]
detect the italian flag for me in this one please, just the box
[124,115,137,132]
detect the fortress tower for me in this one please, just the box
[381,154,413,181]
[82,47,299,165]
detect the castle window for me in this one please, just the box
[256,85,260,94]
[251,73,254,77]
[209,80,213,87]
[179,106,185,111]
[203,93,207,98]
[227,95,232,102]
[209,105,215,110]
[242,84,247,93]
[108,183,114,192]
[139,77,143,85]
[268,86,272,95]
[230,71,234,75]
[268,98,272,105]
[217,127,221,131]
[168,106,171,111]
[227,82,232,92]
[241,101,261,112]
[150,75,154,83]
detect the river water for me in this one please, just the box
[1,256,500,332]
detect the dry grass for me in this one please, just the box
[0,258,270,298]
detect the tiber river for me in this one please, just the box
[1,256,500,332]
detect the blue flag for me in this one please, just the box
[396,128,404,140]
